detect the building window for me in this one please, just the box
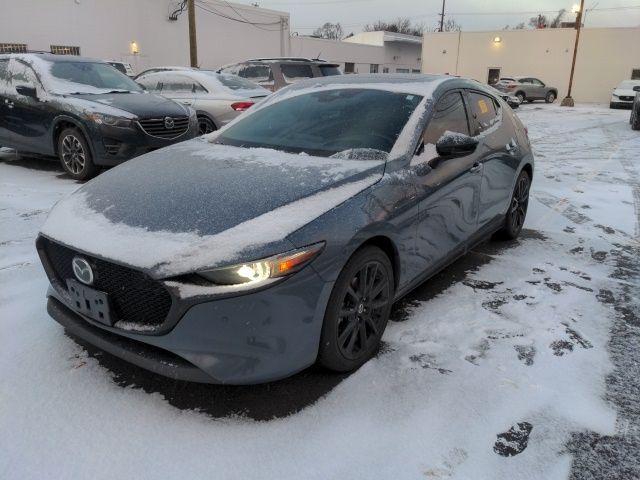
[369,64,379,74]
[412,69,421,74]
[396,68,410,73]
[632,69,640,80]
[382,67,389,73]
[50,45,80,55]
[0,43,27,53]
[344,62,355,74]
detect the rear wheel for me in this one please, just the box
[197,116,216,135]
[317,246,394,372]
[58,128,99,180]
[545,91,556,103]
[632,105,640,130]
[496,170,530,240]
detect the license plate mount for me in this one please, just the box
[66,279,113,326]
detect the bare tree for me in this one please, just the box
[513,22,526,30]
[364,17,426,36]
[528,9,566,29]
[312,22,344,40]
[442,18,461,32]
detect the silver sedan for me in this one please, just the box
[136,70,270,134]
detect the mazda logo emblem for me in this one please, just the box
[164,117,175,129]
[72,256,94,285]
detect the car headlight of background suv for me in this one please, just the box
[198,242,325,288]
[88,112,135,128]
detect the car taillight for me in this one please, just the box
[507,84,517,89]
[231,102,254,111]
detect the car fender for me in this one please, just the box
[51,114,97,159]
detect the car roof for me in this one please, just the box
[0,53,102,63]
[138,69,267,90]
[275,73,475,98]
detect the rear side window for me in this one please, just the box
[423,91,470,145]
[280,64,313,83]
[468,91,499,133]
[238,64,272,83]
[161,76,193,93]
[214,73,262,91]
[319,64,341,76]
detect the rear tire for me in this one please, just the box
[58,128,99,180]
[495,170,531,240]
[197,116,216,135]
[545,91,556,103]
[317,246,394,372]
[632,106,640,131]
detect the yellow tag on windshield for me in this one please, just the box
[478,99,489,114]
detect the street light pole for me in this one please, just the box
[187,0,198,68]
[561,0,585,107]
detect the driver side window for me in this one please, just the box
[423,91,471,146]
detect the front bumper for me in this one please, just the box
[45,264,334,385]
[610,98,634,109]
[86,117,199,167]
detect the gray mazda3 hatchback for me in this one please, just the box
[38,74,534,384]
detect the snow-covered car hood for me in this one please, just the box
[40,139,384,277]
[69,92,190,118]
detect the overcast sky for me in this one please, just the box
[248,0,640,34]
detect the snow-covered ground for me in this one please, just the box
[1,104,638,479]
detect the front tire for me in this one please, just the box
[545,91,556,103]
[317,246,394,372]
[516,92,526,104]
[58,128,98,180]
[496,170,531,240]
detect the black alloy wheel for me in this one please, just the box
[58,127,98,181]
[318,246,394,372]
[497,170,530,240]
[198,116,216,135]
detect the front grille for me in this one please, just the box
[41,238,172,331]
[620,96,634,101]
[138,116,190,139]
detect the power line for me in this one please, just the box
[195,0,285,31]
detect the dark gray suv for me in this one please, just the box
[495,76,558,104]
[218,57,342,91]
[0,54,198,179]
[38,74,534,384]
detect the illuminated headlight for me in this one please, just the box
[199,242,325,288]
[88,112,134,128]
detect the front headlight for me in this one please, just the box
[199,242,325,288]
[88,112,134,128]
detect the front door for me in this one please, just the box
[410,90,483,276]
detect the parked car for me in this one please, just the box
[133,66,197,80]
[610,79,640,109]
[136,70,269,134]
[38,74,533,384]
[106,60,134,77]
[0,53,199,180]
[474,81,520,109]
[217,57,342,91]
[631,93,640,130]
[494,76,558,104]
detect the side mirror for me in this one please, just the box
[436,133,479,157]
[16,85,38,99]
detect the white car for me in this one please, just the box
[610,80,640,109]
[136,70,270,134]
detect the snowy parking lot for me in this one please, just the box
[1,104,639,479]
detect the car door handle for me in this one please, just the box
[469,162,482,173]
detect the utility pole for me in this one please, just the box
[561,0,585,107]
[439,0,446,32]
[187,0,198,68]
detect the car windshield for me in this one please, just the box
[47,61,143,93]
[215,88,423,158]
[618,80,640,89]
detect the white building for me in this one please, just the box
[0,0,422,75]
[421,27,640,103]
